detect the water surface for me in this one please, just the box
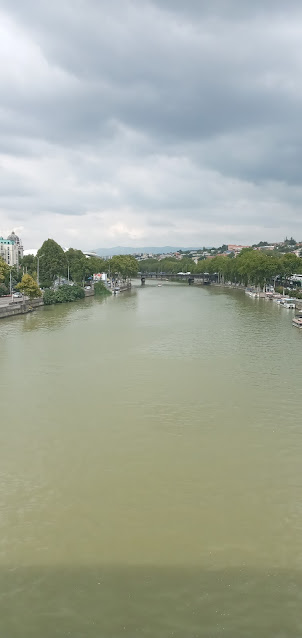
[0,283,301,636]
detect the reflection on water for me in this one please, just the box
[0,283,302,636]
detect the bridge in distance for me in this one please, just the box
[140,272,217,285]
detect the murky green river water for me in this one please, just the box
[0,282,302,637]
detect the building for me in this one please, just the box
[83,251,99,259]
[0,232,23,267]
[255,245,275,251]
[227,244,250,256]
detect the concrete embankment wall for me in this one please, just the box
[84,288,95,297]
[0,298,44,320]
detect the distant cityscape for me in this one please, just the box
[132,238,302,263]
[1,232,302,269]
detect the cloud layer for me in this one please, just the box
[1,0,302,249]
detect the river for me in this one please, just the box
[0,281,302,637]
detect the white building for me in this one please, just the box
[0,232,24,267]
[83,251,98,258]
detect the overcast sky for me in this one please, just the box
[1,0,302,250]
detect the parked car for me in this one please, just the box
[12,292,22,298]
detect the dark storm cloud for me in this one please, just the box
[1,0,302,247]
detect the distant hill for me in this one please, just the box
[94,246,202,256]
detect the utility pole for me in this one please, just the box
[9,270,12,296]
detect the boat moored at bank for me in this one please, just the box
[292,311,302,328]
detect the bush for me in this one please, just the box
[43,289,56,305]
[43,284,85,305]
[0,283,8,296]
[94,281,111,296]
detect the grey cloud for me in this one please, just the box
[1,0,302,247]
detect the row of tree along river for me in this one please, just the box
[0,239,139,304]
[139,249,302,295]
[1,241,302,307]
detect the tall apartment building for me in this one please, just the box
[0,232,24,267]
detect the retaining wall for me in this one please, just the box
[0,298,44,320]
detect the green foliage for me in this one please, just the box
[64,249,106,284]
[139,258,161,273]
[252,241,269,247]
[65,248,87,284]
[138,250,302,285]
[94,281,111,296]
[37,239,66,288]
[0,256,9,286]
[42,289,56,305]
[0,283,8,296]
[87,256,107,277]
[194,251,302,287]
[16,274,42,299]
[10,265,22,286]
[43,284,85,305]
[275,285,302,299]
[20,254,36,277]
[107,255,138,278]
[281,253,301,278]
[284,236,297,246]
[139,257,195,274]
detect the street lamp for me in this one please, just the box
[37,254,44,288]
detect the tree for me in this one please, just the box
[0,257,9,288]
[64,249,107,284]
[252,240,269,247]
[86,256,107,278]
[37,239,66,287]
[108,255,138,279]
[139,258,161,273]
[20,254,36,277]
[65,248,87,284]
[281,253,302,281]
[284,236,297,246]
[16,274,42,298]
[10,265,22,287]
[94,281,111,296]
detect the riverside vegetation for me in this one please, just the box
[2,240,302,307]
[0,239,138,307]
[94,282,111,296]
[43,285,85,305]
[139,249,302,289]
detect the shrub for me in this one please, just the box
[43,284,85,305]
[94,282,111,296]
[43,289,56,305]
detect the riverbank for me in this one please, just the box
[0,281,132,320]
[0,297,44,319]
[210,281,302,314]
